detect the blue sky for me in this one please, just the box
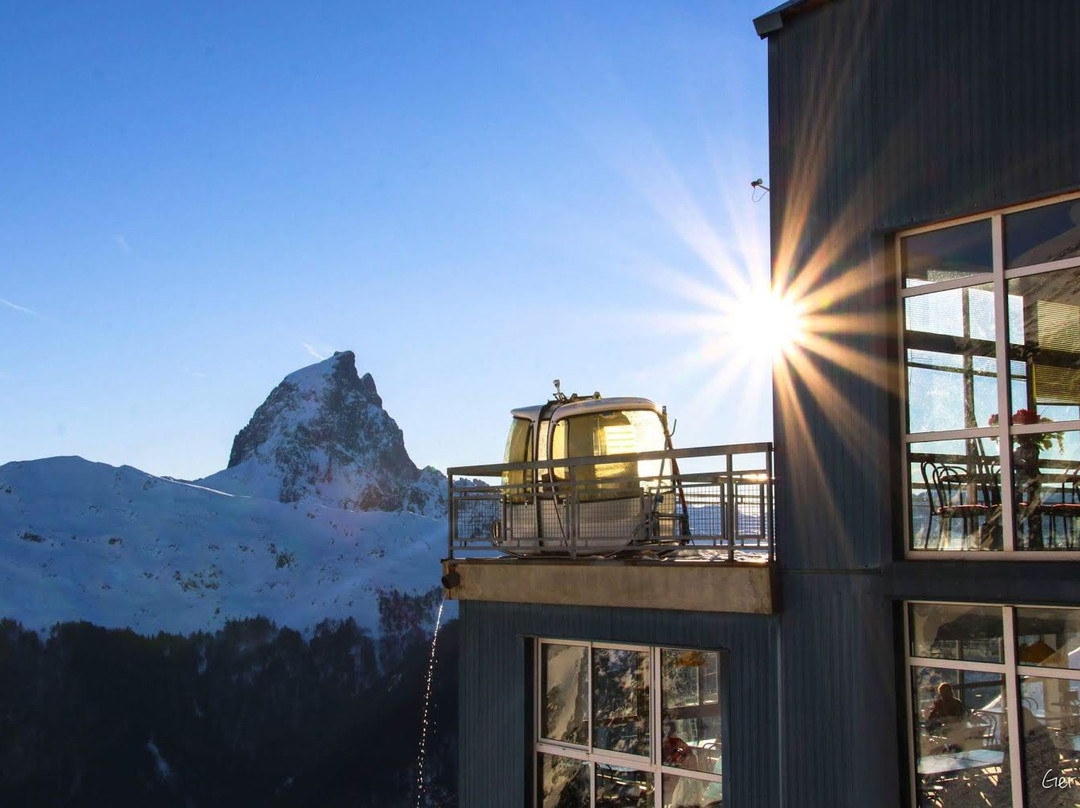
[1,1,774,479]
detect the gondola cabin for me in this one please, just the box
[494,386,686,555]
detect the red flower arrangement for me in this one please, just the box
[988,409,1064,452]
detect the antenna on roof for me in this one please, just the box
[552,379,568,403]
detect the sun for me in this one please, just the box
[722,287,806,364]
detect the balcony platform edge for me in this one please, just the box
[442,559,778,614]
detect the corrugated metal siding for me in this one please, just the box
[769,0,1080,572]
[778,572,900,808]
[762,2,1080,805]
[458,600,780,808]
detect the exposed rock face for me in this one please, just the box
[201,351,445,515]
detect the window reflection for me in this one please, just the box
[538,643,723,804]
[1020,677,1080,808]
[592,648,650,757]
[908,439,1002,550]
[903,200,1080,553]
[1007,269,1080,423]
[1005,199,1080,269]
[661,649,722,776]
[1010,430,1080,550]
[903,220,994,287]
[905,285,997,433]
[1018,608,1080,670]
[538,754,589,808]
[595,763,652,807]
[662,773,722,808]
[541,643,589,745]
[910,603,1004,663]
[912,666,1010,808]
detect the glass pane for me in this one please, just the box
[537,420,550,463]
[908,438,1002,550]
[912,666,1010,808]
[551,420,567,481]
[554,411,667,500]
[905,285,997,433]
[595,763,653,807]
[541,643,589,745]
[1007,269,1080,422]
[661,649,722,775]
[1012,430,1080,550]
[909,603,1004,663]
[662,773,723,808]
[592,647,650,757]
[1020,676,1080,806]
[1006,198,1080,269]
[537,753,589,808]
[1018,608,1080,670]
[902,220,994,287]
[503,418,533,498]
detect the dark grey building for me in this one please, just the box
[445,2,1080,806]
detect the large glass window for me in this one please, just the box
[902,195,1080,553]
[906,602,1080,808]
[534,640,724,808]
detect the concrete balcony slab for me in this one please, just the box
[441,558,778,614]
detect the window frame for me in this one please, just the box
[898,191,1080,558]
[903,599,1080,808]
[533,638,726,808]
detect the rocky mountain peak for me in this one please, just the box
[202,351,445,515]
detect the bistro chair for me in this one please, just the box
[920,461,998,549]
[1048,466,1080,549]
[967,710,999,749]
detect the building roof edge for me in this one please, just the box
[752,0,835,38]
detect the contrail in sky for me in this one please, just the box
[302,342,327,360]
[0,297,42,318]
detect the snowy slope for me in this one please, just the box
[0,456,447,634]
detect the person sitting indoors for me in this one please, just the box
[925,682,969,753]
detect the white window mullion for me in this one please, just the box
[901,274,994,297]
[898,233,915,556]
[1002,607,1025,808]
[903,607,919,808]
[1011,419,1080,435]
[653,646,662,808]
[907,655,1008,674]
[992,214,1017,552]
[657,765,724,783]
[534,640,540,808]
[1016,665,1080,682]
[535,639,542,748]
[1004,253,1080,279]
[904,427,999,443]
[588,643,596,808]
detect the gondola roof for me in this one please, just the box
[509,397,660,422]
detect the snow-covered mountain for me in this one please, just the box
[0,352,452,636]
[200,351,446,516]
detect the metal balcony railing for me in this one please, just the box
[446,442,775,561]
